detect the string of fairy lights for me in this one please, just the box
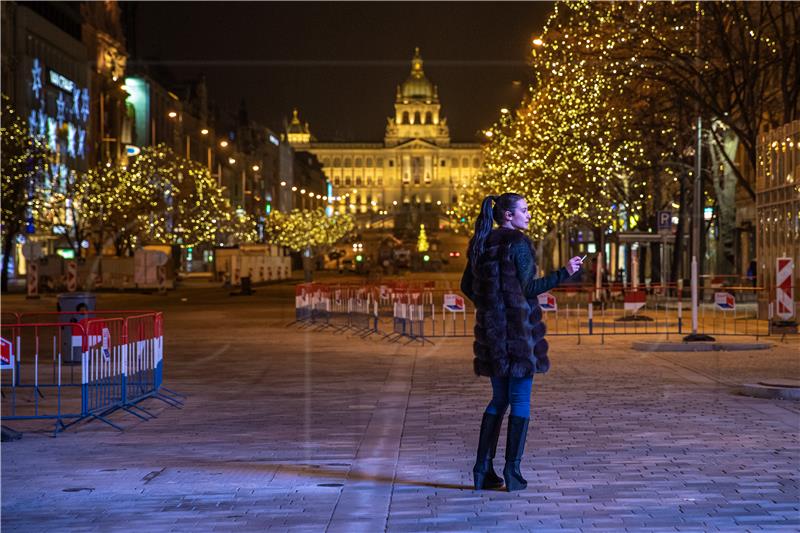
[4,100,352,256]
[1,97,51,243]
[455,0,791,241]
[263,207,354,252]
[3,129,260,252]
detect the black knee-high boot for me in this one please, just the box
[472,412,505,490]
[503,415,529,491]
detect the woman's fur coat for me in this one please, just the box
[471,228,550,378]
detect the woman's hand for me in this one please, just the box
[566,256,583,275]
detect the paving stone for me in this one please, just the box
[1,285,798,531]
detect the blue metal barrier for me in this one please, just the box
[1,312,181,436]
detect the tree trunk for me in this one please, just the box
[540,225,558,273]
[671,171,688,286]
[709,129,738,276]
[1,225,19,293]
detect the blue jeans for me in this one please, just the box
[485,376,533,418]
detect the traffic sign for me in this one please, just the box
[66,260,77,292]
[27,262,39,298]
[538,292,557,311]
[624,290,646,313]
[443,293,465,312]
[714,292,735,310]
[101,327,111,362]
[1,337,13,370]
[776,257,795,320]
[657,210,672,232]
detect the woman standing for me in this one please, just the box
[460,193,582,491]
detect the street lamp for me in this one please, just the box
[252,164,260,171]
[200,128,209,135]
[168,111,177,118]
[220,140,229,148]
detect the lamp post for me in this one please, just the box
[684,6,714,342]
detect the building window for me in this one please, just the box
[356,176,362,186]
[344,158,352,167]
[322,158,331,167]
[366,158,373,167]
[402,111,409,124]
[440,159,446,167]
[452,158,459,168]
[367,176,373,185]
[377,176,383,186]
[389,160,394,167]
[426,112,432,124]
[334,177,340,186]
[377,157,384,167]
[355,158,362,167]
[462,158,469,168]
[345,177,352,186]
[473,157,480,167]
[333,157,341,167]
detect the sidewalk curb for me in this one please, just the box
[632,341,773,352]
[739,380,800,401]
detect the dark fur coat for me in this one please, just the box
[470,228,550,378]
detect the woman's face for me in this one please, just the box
[504,199,531,230]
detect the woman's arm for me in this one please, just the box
[525,267,570,297]
[512,241,570,298]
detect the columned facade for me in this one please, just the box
[287,48,483,235]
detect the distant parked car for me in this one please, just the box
[339,259,355,273]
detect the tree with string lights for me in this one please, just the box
[263,207,355,280]
[558,0,800,276]
[462,1,645,269]
[263,207,354,251]
[1,97,51,291]
[129,144,257,250]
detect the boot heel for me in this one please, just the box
[473,471,486,490]
[503,463,528,491]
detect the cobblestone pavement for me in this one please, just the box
[2,284,799,532]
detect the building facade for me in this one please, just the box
[756,119,799,317]
[1,2,93,277]
[287,49,483,236]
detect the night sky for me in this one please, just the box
[129,1,553,142]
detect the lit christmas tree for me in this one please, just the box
[417,223,429,252]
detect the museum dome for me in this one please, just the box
[399,48,435,100]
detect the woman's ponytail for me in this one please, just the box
[466,192,525,269]
[468,195,498,267]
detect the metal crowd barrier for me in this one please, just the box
[291,283,380,337]
[1,311,183,436]
[291,282,776,343]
